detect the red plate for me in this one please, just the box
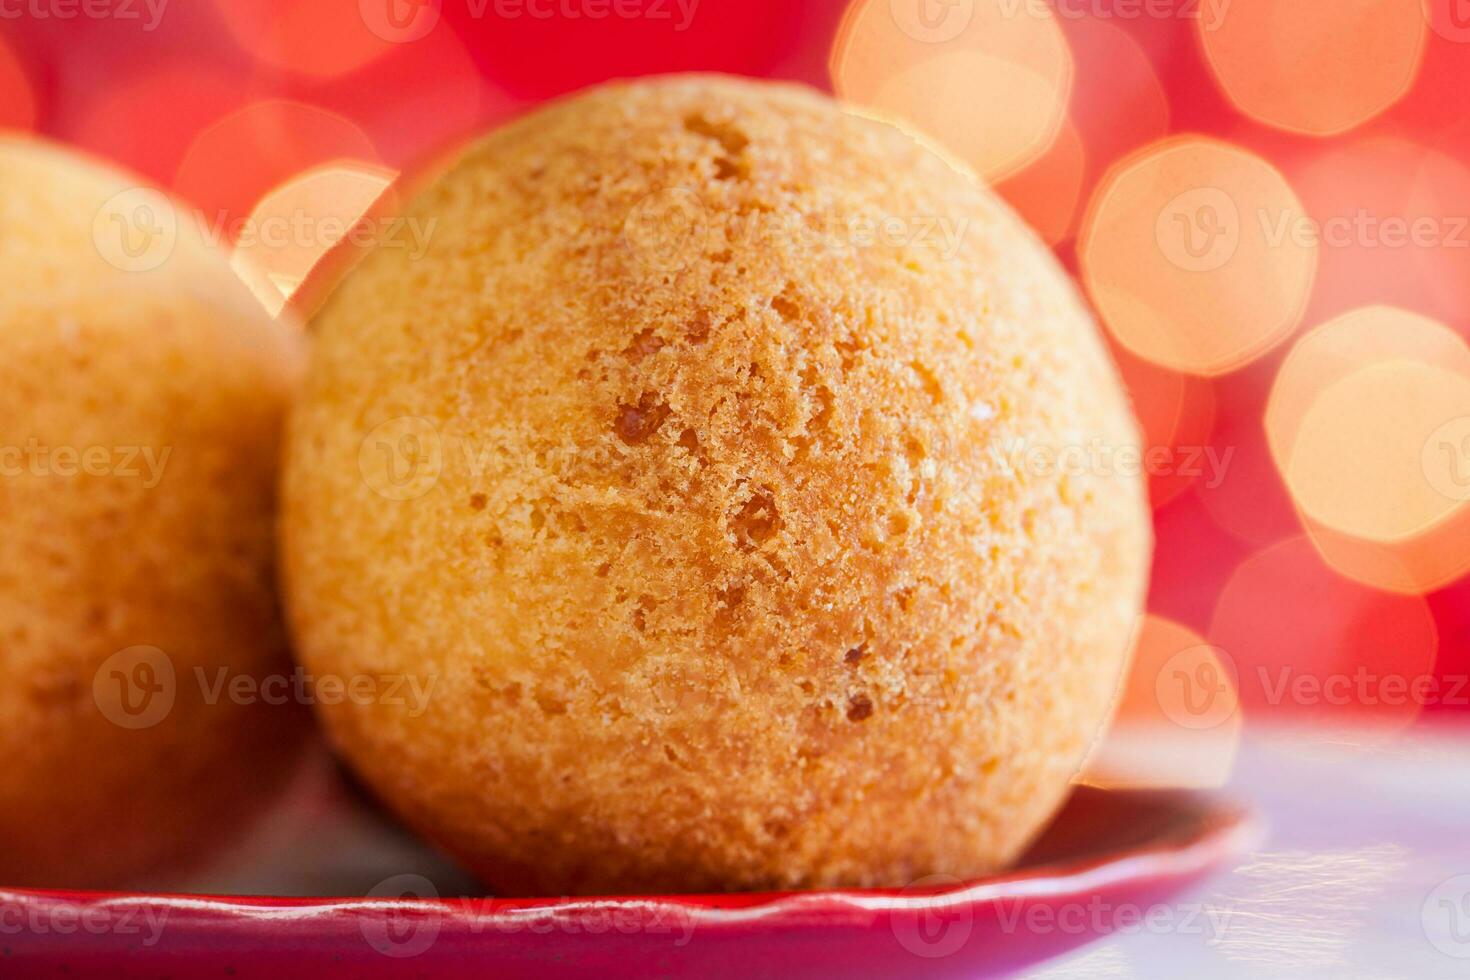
[0,786,1257,979]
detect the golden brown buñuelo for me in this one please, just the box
[0,137,306,888]
[281,75,1151,896]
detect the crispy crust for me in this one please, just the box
[283,75,1151,895]
[0,137,307,887]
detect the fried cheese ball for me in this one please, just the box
[283,76,1151,895]
[0,137,306,887]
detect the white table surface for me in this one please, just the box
[1024,721,1470,979]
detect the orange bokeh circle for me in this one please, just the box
[212,0,406,78]
[994,115,1085,246]
[231,161,398,318]
[1080,136,1318,376]
[830,0,1073,182]
[1198,0,1427,136]
[174,99,382,235]
[1083,615,1240,790]
[1210,535,1439,737]
[1267,306,1470,592]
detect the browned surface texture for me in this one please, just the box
[283,75,1150,895]
[0,138,307,888]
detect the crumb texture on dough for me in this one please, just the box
[0,137,306,888]
[283,75,1151,895]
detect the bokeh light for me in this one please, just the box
[304,26,497,170]
[1286,136,1470,326]
[1060,15,1169,185]
[1083,615,1240,790]
[174,100,382,238]
[1111,344,1218,509]
[994,115,1085,245]
[1195,375,1302,549]
[0,33,35,130]
[2,0,1468,771]
[71,62,248,190]
[1284,358,1470,542]
[1267,306,1470,592]
[231,161,398,318]
[829,0,1073,182]
[212,0,400,79]
[1198,0,1427,136]
[1080,136,1319,376]
[1210,535,1438,740]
